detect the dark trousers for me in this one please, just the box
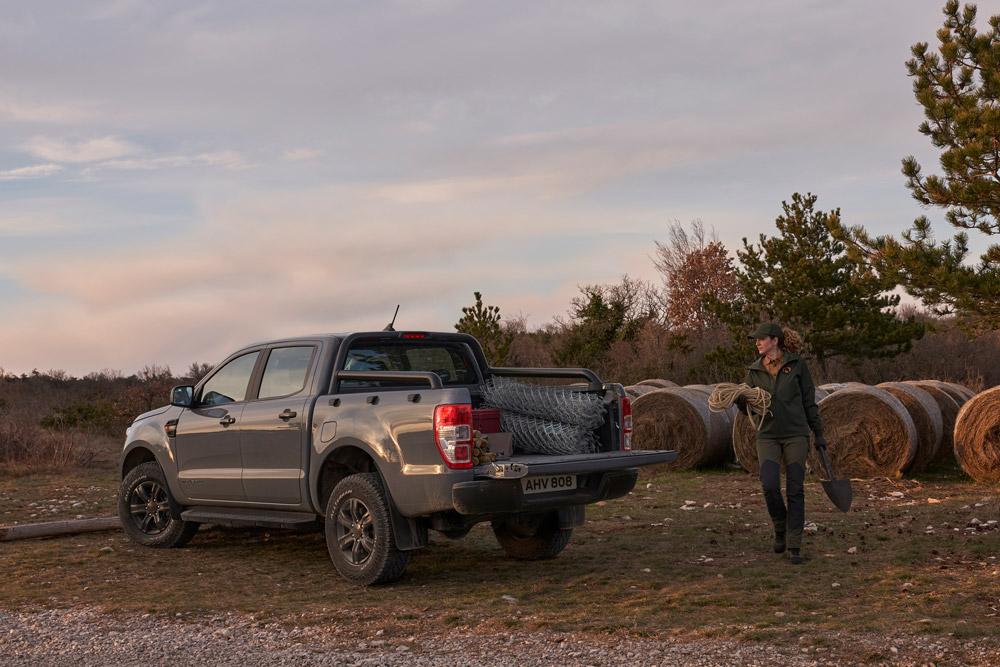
[756,435,809,549]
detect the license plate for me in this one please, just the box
[521,474,577,495]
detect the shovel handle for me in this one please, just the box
[817,443,837,481]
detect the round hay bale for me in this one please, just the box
[810,385,917,479]
[921,379,975,404]
[876,382,943,474]
[633,387,730,470]
[819,383,846,394]
[814,387,830,402]
[905,381,960,464]
[953,386,1000,483]
[635,378,678,389]
[731,388,827,474]
[624,384,658,400]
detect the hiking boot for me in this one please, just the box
[789,548,803,565]
[772,531,786,554]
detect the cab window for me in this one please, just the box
[200,352,260,405]
[340,343,475,389]
[258,346,314,399]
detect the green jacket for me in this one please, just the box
[744,353,822,439]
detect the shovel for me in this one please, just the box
[816,444,852,512]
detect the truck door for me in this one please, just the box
[175,350,261,502]
[239,345,315,504]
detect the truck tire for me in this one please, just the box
[325,473,411,586]
[492,511,573,560]
[118,462,199,548]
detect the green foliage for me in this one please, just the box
[553,276,660,369]
[835,2,1000,332]
[40,399,118,434]
[455,291,512,367]
[713,193,926,373]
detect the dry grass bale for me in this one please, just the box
[953,385,1000,483]
[905,381,960,464]
[819,383,846,394]
[810,385,917,479]
[624,384,658,400]
[922,379,975,404]
[633,387,731,470]
[731,389,827,474]
[635,379,678,388]
[876,382,943,474]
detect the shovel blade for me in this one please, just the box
[821,479,853,513]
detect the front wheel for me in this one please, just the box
[325,473,411,586]
[492,511,573,560]
[118,462,199,548]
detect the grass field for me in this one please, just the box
[1,462,998,657]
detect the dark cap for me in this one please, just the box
[748,322,783,340]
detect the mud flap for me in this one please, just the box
[387,494,429,551]
[557,505,585,529]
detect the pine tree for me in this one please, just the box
[833,1,1000,332]
[455,292,512,367]
[715,193,926,375]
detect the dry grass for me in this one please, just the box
[1,463,998,656]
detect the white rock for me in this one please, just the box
[847,547,858,554]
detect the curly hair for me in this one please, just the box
[781,327,804,354]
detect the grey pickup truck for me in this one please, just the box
[118,330,676,585]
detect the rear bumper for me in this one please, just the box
[450,447,675,516]
[452,468,639,515]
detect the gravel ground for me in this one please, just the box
[2,607,999,666]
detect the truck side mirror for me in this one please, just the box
[171,385,194,408]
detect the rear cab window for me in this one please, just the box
[339,341,478,390]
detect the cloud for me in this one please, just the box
[196,150,256,170]
[0,98,99,124]
[0,164,63,180]
[283,148,325,161]
[21,136,140,163]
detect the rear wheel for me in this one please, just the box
[325,473,411,586]
[118,462,199,548]
[492,511,572,560]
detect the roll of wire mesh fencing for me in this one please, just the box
[875,382,943,474]
[480,377,607,455]
[632,387,730,470]
[953,385,1000,483]
[905,381,961,465]
[810,384,917,479]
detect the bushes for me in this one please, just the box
[0,366,180,475]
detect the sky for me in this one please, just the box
[0,0,990,377]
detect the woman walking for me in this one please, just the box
[738,322,825,565]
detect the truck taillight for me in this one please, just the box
[434,404,473,469]
[621,396,633,451]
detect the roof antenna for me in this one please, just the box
[383,305,400,332]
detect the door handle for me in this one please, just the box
[219,415,236,426]
[279,409,297,421]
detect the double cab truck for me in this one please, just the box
[118,330,676,585]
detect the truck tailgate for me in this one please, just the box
[473,449,677,478]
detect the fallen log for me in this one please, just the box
[0,516,120,542]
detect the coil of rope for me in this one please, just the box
[708,382,772,431]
